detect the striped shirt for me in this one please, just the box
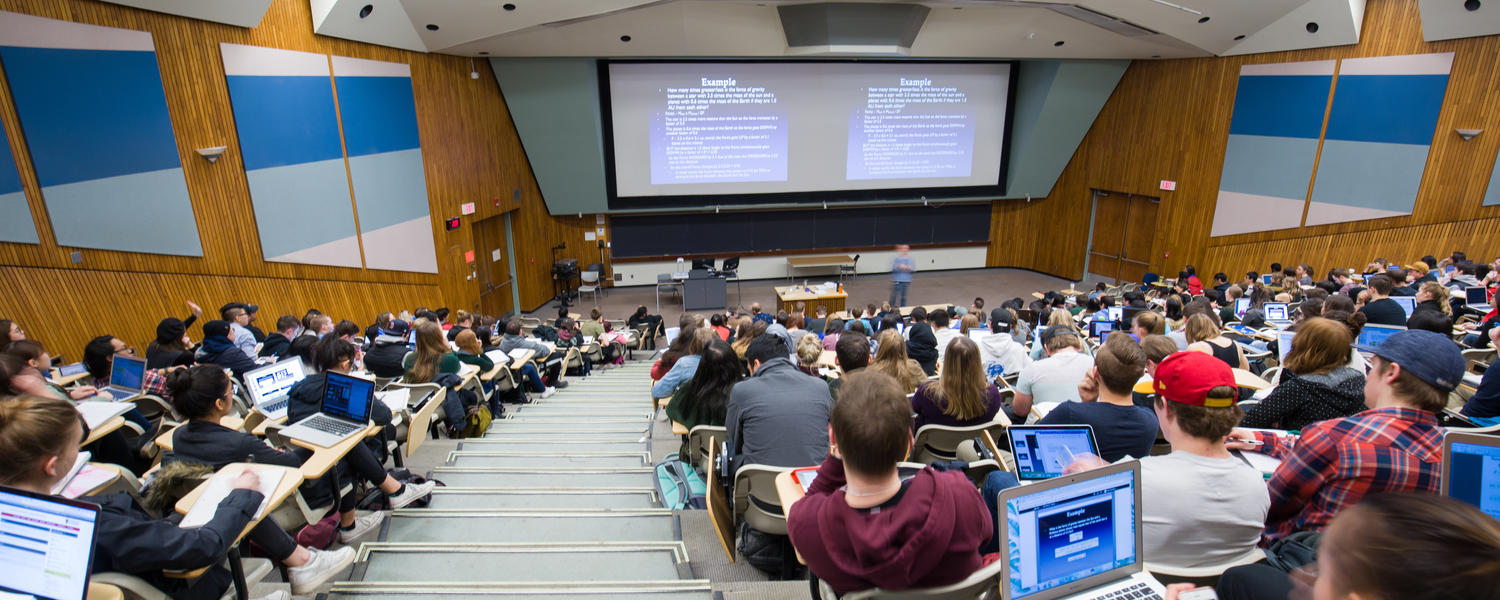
[1251,406,1442,544]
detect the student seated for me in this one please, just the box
[403,321,461,383]
[931,309,961,362]
[580,307,626,366]
[0,348,153,475]
[1037,333,1158,461]
[1459,325,1500,423]
[554,317,592,377]
[868,329,927,395]
[726,335,833,474]
[258,315,301,359]
[147,301,203,369]
[665,338,741,430]
[1227,329,1459,544]
[1185,313,1248,370]
[904,307,939,375]
[445,310,474,342]
[826,331,869,400]
[653,328,714,399]
[786,371,992,596]
[650,314,701,381]
[0,394,352,599]
[364,318,412,379]
[1215,493,1500,600]
[977,308,1031,379]
[911,336,1004,430]
[1013,325,1094,417]
[1241,318,1365,430]
[452,329,496,394]
[1357,274,1407,326]
[194,320,257,379]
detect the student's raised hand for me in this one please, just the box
[1062,454,1107,474]
[232,470,261,491]
[1224,429,1261,451]
[1163,584,1200,600]
[186,300,202,317]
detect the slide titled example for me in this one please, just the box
[607,61,1010,200]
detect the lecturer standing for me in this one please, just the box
[890,244,916,307]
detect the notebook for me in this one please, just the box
[1440,431,1500,520]
[1008,425,1100,481]
[179,468,285,529]
[244,357,305,420]
[998,461,1163,600]
[0,484,102,600]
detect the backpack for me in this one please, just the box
[356,469,445,511]
[294,511,340,549]
[1263,531,1321,572]
[533,325,559,342]
[653,452,706,510]
[461,403,492,438]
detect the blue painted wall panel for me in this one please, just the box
[225,75,345,170]
[333,76,421,157]
[1227,75,1333,140]
[1323,75,1449,145]
[0,47,182,186]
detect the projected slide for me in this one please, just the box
[607,61,1011,203]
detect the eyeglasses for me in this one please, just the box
[115,347,137,356]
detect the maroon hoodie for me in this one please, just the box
[788,456,992,595]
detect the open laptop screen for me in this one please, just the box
[1234,298,1250,317]
[109,355,145,390]
[1009,426,1100,480]
[1005,467,1138,599]
[1277,330,1296,365]
[0,485,101,600]
[1391,296,1417,318]
[321,372,374,423]
[246,357,305,406]
[1444,437,1500,520]
[1263,303,1288,321]
[1104,306,1123,323]
[1087,320,1117,340]
[1466,287,1488,305]
[1355,324,1405,348]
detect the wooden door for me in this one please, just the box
[473,214,515,316]
[1118,195,1160,284]
[1090,191,1160,284]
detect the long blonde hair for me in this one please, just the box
[927,336,989,420]
[870,329,922,393]
[0,395,80,485]
[455,329,483,356]
[1419,282,1452,316]
[407,321,449,383]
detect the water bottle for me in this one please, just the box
[675,257,686,274]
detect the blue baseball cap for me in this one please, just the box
[380,319,410,337]
[1358,329,1464,392]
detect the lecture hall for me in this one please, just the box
[3,1,1500,600]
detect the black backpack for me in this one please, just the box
[532,325,559,342]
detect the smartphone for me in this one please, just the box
[1177,588,1220,600]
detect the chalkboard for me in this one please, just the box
[611,203,991,258]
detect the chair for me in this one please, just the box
[908,419,1012,465]
[579,269,601,304]
[687,425,727,474]
[1462,348,1495,373]
[384,383,445,460]
[817,557,1005,599]
[656,274,681,313]
[839,254,860,282]
[722,256,742,303]
[95,557,275,600]
[733,464,797,577]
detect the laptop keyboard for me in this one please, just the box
[304,416,361,437]
[261,398,288,413]
[1093,582,1161,600]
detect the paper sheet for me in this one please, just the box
[180,469,284,529]
[508,349,532,362]
[60,465,118,499]
[51,451,91,495]
[75,401,134,430]
[485,350,510,364]
[376,388,411,413]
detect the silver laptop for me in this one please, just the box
[98,354,146,401]
[1008,425,1100,481]
[999,461,1163,600]
[1440,431,1500,521]
[245,357,306,420]
[1262,303,1290,325]
[1464,287,1492,313]
[1390,296,1417,319]
[0,484,102,600]
[1354,323,1405,349]
[279,371,375,447]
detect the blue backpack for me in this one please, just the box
[653,453,707,510]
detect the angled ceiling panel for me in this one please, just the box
[99,0,273,28]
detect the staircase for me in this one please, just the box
[325,361,716,599]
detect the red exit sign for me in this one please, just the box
[1159,180,1177,191]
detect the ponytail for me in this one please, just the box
[0,395,81,485]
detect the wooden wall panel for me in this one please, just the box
[0,0,568,354]
[995,0,1500,283]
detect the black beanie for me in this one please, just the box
[156,318,187,344]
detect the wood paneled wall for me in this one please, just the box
[0,0,565,357]
[992,0,1500,282]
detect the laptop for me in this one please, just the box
[999,461,1162,600]
[0,485,101,600]
[1355,323,1405,349]
[1103,306,1123,323]
[1276,329,1296,365]
[1440,431,1500,520]
[278,371,375,447]
[98,354,146,401]
[57,362,86,377]
[1464,287,1492,313]
[968,329,989,343]
[1261,274,1273,285]
[1087,320,1117,340]
[1390,296,1417,319]
[1008,425,1100,481]
[244,357,306,420]
[1262,303,1290,325]
[1234,298,1250,318]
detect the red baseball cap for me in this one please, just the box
[1152,351,1237,408]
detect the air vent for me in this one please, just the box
[1044,4,1158,37]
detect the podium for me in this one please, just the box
[683,269,727,311]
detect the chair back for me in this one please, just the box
[582,270,600,284]
[909,418,1011,464]
[687,425,727,474]
[819,556,1005,600]
[733,464,794,536]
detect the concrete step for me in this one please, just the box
[353,542,690,583]
[430,467,654,488]
[325,582,711,600]
[476,430,646,442]
[446,451,649,468]
[425,488,659,510]
[457,439,649,453]
[485,423,648,434]
[382,509,679,543]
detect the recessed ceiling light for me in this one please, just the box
[503,3,516,11]
[1234,34,1245,40]
[426,24,439,31]
[1198,16,1210,23]
[620,35,632,42]
[1465,0,1480,11]
[479,51,489,55]
[1306,21,1319,33]
[1151,55,1162,59]
[1054,41,1065,47]
[358,4,373,18]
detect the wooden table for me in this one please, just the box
[818,350,838,368]
[775,285,847,314]
[786,254,854,282]
[671,420,689,435]
[506,349,536,371]
[51,371,90,387]
[83,416,126,446]
[173,463,302,585]
[156,416,245,452]
[287,424,381,479]
[1232,368,1272,390]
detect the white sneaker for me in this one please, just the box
[252,591,289,600]
[287,546,355,594]
[540,386,557,399]
[387,480,437,509]
[337,512,384,544]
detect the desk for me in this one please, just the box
[83,416,126,446]
[175,463,302,543]
[88,583,124,600]
[480,361,508,382]
[1232,369,1272,390]
[775,285,847,314]
[786,254,854,281]
[671,420,689,435]
[288,424,380,480]
[51,371,90,387]
[817,350,837,368]
[506,349,536,370]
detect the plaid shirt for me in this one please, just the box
[91,368,171,399]
[1252,406,1443,543]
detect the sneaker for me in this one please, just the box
[540,386,557,399]
[387,480,438,509]
[554,380,569,389]
[287,546,356,594]
[252,591,290,600]
[337,512,384,544]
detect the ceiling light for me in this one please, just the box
[1197,16,1210,23]
[1054,40,1065,46]
[503,3,516,11]
[358,4,372,18]
[426,24,439,31]
[620,35,632,42]
[1147,0,1202,15]
[1306,22,1319,33]
[1465,0,1480,11]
